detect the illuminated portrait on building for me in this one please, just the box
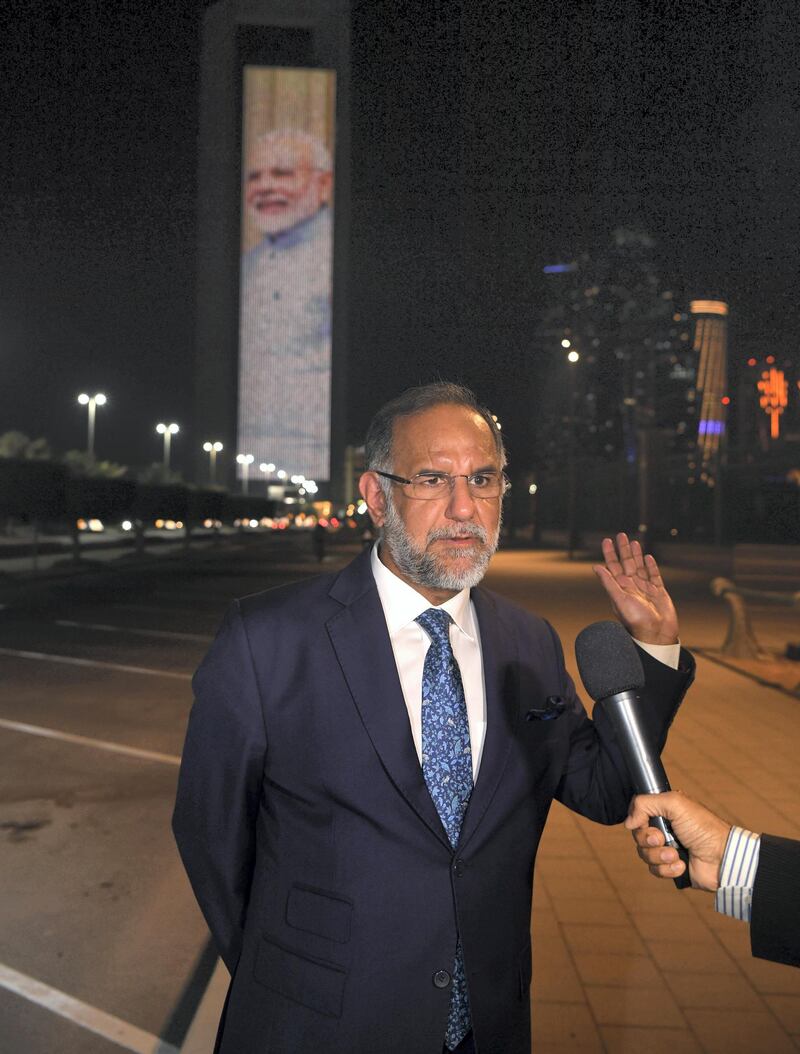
[236,67,336,483]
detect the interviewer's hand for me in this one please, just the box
[593,532,679,645]
[625,791,731,891]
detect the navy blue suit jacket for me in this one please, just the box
[173,549,694,1053]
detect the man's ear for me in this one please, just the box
[359,471,387,528]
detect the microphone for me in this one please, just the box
[575,620,691,890]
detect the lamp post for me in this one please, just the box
[259,462,275,495]
[236,453,254,494]
[156,422,180,470]
[566,350,580,559]
[77,392,107,457]
[203,441,224,484]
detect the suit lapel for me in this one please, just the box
[326,554,450,849]
[458,586,520,851]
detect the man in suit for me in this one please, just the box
[627,791,799,968]
[173,381,695,1053]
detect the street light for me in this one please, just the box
[203,441,223,484]
[566,350,580,557]
[77,392,107,457]
[259,462,276,494]
[156,422,180,470]
[236,453,254,494]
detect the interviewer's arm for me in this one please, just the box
[626,791,762,919]
[626,791,763,921]
[626,792,799,968]
[625,790,733,892]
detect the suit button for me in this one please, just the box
[453,859,465,877]
[433,970,451,988]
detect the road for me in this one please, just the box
[1,538,798,1053]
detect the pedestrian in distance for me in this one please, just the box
[312,519,326,563]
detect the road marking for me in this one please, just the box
[54,619,211,643]
[0,719,181,766]
[0,961,179,1053]
[180,958,229,1054]
[0,647,192,680]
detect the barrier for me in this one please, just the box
[710,577,800,659]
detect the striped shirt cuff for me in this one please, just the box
[714,826,761,922]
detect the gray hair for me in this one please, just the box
[364,382,507,480]
[254,128,332,172]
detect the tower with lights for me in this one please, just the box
[689,299,729,486]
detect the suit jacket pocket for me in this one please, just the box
[286,883,353,943]
[254,934,347,1018]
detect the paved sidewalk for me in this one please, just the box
[532,653,800,1053]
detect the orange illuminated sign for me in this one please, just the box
[690,300,729,316]
[757,368,789,439]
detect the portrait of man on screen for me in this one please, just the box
[236,69,335,484]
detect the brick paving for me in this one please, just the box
[532,652,800,1053]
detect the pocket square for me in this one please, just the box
[525,696,566,721]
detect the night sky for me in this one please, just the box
[1,0,798,476]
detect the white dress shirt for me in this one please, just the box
[371,545,487,780]
[370,545,681,784]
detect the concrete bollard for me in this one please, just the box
[710,577,768,660]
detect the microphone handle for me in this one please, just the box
[648,816,692,889]
[600,690,692,890]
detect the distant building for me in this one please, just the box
[689,299,729,488]
[535,229,686,460]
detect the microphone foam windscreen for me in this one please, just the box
[575,620,645,701]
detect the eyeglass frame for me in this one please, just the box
[372,468,511,500]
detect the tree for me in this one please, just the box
[0,431,52,460]
[137,462,184,485]
[63,449,128,478]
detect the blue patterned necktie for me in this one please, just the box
[416,607,473,1051]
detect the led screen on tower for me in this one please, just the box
[236,66,336,484]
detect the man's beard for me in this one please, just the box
[381,495,500,592]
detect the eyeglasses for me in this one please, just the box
[373,469,510,500]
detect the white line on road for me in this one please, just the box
[0,647,192,680]
[0,719,181,766]
[54,619,212,644]
[180,958,229,1054]
[0,961,179,1054]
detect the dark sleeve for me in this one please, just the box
[635,644,695,755]
[172,600,267,973]
[750,834,800,968]
[553,628,695,825]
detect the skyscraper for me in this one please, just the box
[690,299,729,486]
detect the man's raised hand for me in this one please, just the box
[592,532,679,645]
